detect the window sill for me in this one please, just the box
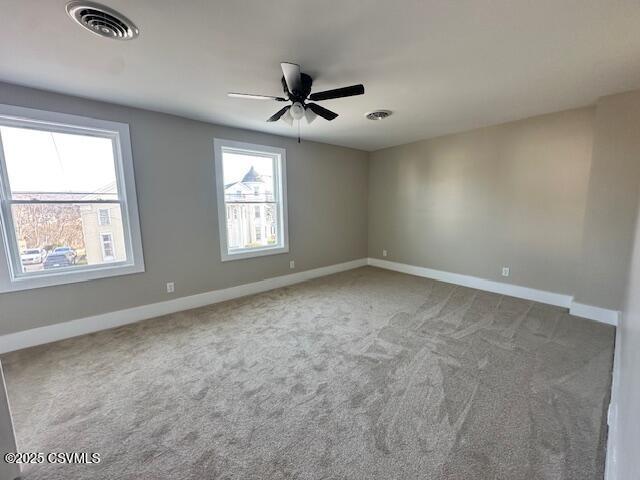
[221,245,289,262]
[0,262,145,293]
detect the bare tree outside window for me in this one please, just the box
[1,126,127,273]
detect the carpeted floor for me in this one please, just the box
[2,267,615,480]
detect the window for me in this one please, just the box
[0,104,144,292]
[98,208,111,225]
[100,233,115,261]
[214,139,288,261]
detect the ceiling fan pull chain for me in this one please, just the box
[298,119,301,143]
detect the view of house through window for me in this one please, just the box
[215,140,288,260]
[224,153,277,250]
[0,125,128,275]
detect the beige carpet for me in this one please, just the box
[2,267,614,479]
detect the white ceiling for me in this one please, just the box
[1,1,640,151]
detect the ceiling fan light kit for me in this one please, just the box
[281,109,294,126]
[228,62,365,139]
[304,107,317,124]
[289,102,305,120]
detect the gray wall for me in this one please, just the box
[595,91,640,479]
[0,82,369,335]
[573,90,640,310]
[2,81,640,338]
[615,193,640,479]
[368,108,595,296]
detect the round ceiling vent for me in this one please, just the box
[66,1,139,40]
[366,110,392,121]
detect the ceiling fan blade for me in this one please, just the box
[228,92,286,101]
[309,84,364,101]
[306,103,338,121]
[281,62,302,95]
[267,106,291,122]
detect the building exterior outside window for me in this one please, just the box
[0,104,144,292]
[80,182,126,265]
[224,166,276,250]
[214,139,288,261]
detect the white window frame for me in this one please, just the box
[98,207,111,225]
[100,233,115,261]
[0,104,145,292]
[214,138,289,261]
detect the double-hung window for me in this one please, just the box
[100,233,116,262]
[98,207,111,225]
[0,105,144,292]
[214,139,288,261]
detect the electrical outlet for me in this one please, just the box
[289,260,295,269]
[166,282,175,293]
[501,267,510,277]
[382,249,388,257]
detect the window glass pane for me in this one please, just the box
[0,109,144,291]
[222,150,278,251]
[100,233,115,261]
[1,126,118,199]
[11,202,127,273]
[98,208,111,225]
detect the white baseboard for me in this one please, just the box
[367,257,620,326]
[0,258,368,354]
[604,322,622,480]
[1,257,620,354]
[368,257,573,307]
[569,302,620,326]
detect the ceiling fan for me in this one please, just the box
[228,62,365,125]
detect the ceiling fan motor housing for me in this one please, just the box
[281,73,313,102]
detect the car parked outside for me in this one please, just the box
[43,253,73,269]
[20,248,47,265]
[52,246,77,264]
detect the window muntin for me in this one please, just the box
[0,105,144,291]
[214,139,288,261]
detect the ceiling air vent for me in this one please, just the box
[366,110,392,121]
[66,1,139,40]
